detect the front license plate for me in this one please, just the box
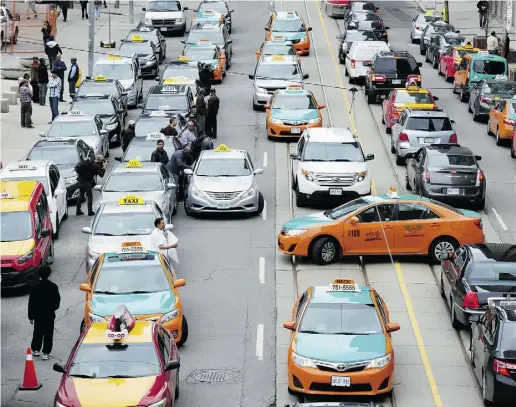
[291,128,301,134]
[423,138,436,143]
[392,79,401,84]
[329,188,342,196]
[217,203,231,209]
[331,376,350,387]
[500,300,516,310]
[447,188,460,195]
[160,27,167,31]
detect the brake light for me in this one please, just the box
[494,359,516,377]
[416,25,421,30]
[473,218,483,229]
[479,96,492,103]
[424,170,430,182]
[399,132,409,142]
[504,118,516,125]
[449,134,458,143]
[463,291,479,309]
[372,74,386,82]
[477,171,484,181]
[407,74,421,83]
[450,170,456,174]
[351,58,356,69]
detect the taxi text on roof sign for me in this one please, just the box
[68,110,84,115]
[107,54,121,60]
[12,164,37,171]
[149,110,168,116]
[118,195,145,205]
[286,84,302,89]
[0,192,14,199]
[272,36,285,41]
[163,77,193,84]
[131,34,143,42]
[327,279,361,292]
[117,241,147,255]
[198,39,212,44]
[214,144,231,152]
[106,305,136,341]
[146,132,166,140]
[272,55,285,61]
[126,159,142,168]
[94,75,107,81]
[161,85,183,93]
[387,186,399,199]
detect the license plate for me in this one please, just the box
[329,188,342,196]
[160,27,167,31]
[291,128,301,134]
[331,376,350,387]
[447,188,460,195]
[423,138,435,143]
[392,79,401,84]
[217,203,230,209]
[500,300,516,309]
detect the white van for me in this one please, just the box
[143,0,188,35]
[345,40,390,83]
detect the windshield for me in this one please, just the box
[199,2,227,14]
[272,94,316,109]
[69,343,161,379]
[78,82,118,98]
[395,92,433,104]
[187,30,224,45]
[299,303,383,335]
[145,95,188,111]
[120,42,152,56]
[0,211,33,242]
[93,212,156,236]
[303,142,364,162]
[325,198,370,220]
[484,82,516,95]
[424,15,442,22]
[405,117,452,131]
[428,154,476,167]
[162,66,199,81]
[346,31,376,42]
[1,177,49,195]
[374,57,419,74]
[196,158,251,176]
[351,12,376,21]
[444,37,464,46]
[47,120,98,137]
[95,261,169,293]
[104,172,163,192]
[184,47,217,60]
[256,63,301,79]
[263,44,296,55]
[271,19,305,32]
[135,118,170,137]
[27,146,77,165]
[473,60,506,75]
[124,141,175,162]
[94,63,133,80]
[147,0,180,11]
[432,23,454,33]
[72,99,115,116]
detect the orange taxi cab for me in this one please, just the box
[265,11,312,55]
[256,36,302,64]
[277,187,485,265]
[179,39,226,82]
[438,42,480,82]
[487,96,516,145]
[284,279,400,397]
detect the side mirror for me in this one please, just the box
[93,185,102,191]
[227,40,233,44]
[376,6,380,10]
[387,322,400,332]
[122,91,128,96]
[475,155,482,161]
[455,30,460,33]
[469,315,480,324]
[307,27,312,31]
[183,6,188,10]
[336,35,341,40]
[255,50,260,56]
[165,224,174,231]
[174,279,186,288]
[39,132,46,137]
[82,227,92,234]
[183,169,193,175]
[283,321,295,331]
[180,40,185,44]
[155,77,160,81]
[79,283,91,292]
[264,104,270,109]
[290,153,300,160]
[165,360,180,371]
[167,182,177,189]
[437,252,451,261]
[142,7,146,11]
[53,363,65,373]
[405,152,415,159]
[417,62,423,67]
[451,119,456,124]
[318,104,326,109]
[303,73,309,79]
[248,74,255,80]
[384,26,390,30]
[348,216,359,225]
[40,228,51,238]
[114,156,122,162]
[365,154,375,161]
[254,168,264,175]
[264,27,269,31]
[230,9,234,12]
[55,188,65,196]
[433,96,439,101]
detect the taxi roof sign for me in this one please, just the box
[116,241,147,255]
[198,39,212,44]
[146,132,166,140]
[163,77,194,84]
[106,305,136,341]
[272,36,285,41]
[406,85,420,91]
[424,10,435,15]
[94,75,107,81]
[463,42,473,49]
[118,195,145,205]
[126,159,142,168]
[286,84,302,89]
[327,279,361,292]
[107,54,121,60]
[271,55,285,61]
[178,56,190,62]
[131,34,143,42]
[12,163,38,171]
[149,110,168,116]
[0,192,14,199]
[214,144,231,152]
[68,110,84,115]
[387,187,399,199]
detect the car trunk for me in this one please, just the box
[469,279,516,308]
[428,167,477,186]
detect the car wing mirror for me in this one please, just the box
[254,168,264,175]
[141,7,146,11]
[290,153,300,160]
[303,73,310,79]
[248,74,255,79]
[82,227,92,234]
[53,363,66,373]
[387,322,400,332]
[40,228,51,238]
[165,360,180,371]
[167,182,177,189]
[114,156,122,162]
[433,96,439,101]
[451,119,456,124]
[307,27,312,31]
[79,283,91,292]
[475,155,482,161]
[183,169,193,175]
[365,154,375,161]
[174,279,186,288]
[39,131,46,137]
[283,321,295,330]
[384,26,390,30]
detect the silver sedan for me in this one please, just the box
[410,12,443,44]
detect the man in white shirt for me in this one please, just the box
[487,31,499,55]
[150,217,178,256]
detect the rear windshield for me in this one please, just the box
[374,57,419,74]
[483,82,516,95]
[352,13,377,21]
[345,31,377,42]
[405,117,453,131]
[469,263,516,280]
[472,60,506,75]
[424,15,442,22]
[432,23,454,33]
[427,154,476,167]
[395,92,433,104]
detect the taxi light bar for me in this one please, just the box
[107,54,122,60]
[386,187,399,199]
[106,305,136,341]
[68,110,84,115]
[131,34,143,42]
[94,75,107,81]
[149,110,168,116]
[327,279,360,292]
[0,192,14,199]
[117,241,147,255]
[146,132,166,140]
[214,144,231,152]
[118,195,145,205]
[126,159,143,168]
[407,75,420,83]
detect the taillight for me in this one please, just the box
[424,170,430,182]
[399,132,409,142]
[463,291,479,309]
[473,218,483,229]
[479,96,492,103]
[407,74,421,83]
[449,134,458,143]
[416,25,421,30]
[475,170,484,187]
[372,74,386,82]
[493,359,516,377]
[504,118,516,125]
[351,58,356,69]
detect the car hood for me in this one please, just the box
[69,135,101,151]
[89,235,154,255]
[282,211,334,230]
[56,164,76,179]
[91,291,176,317]
[271,109,318,121]
[271,31,307,41]
[118,79,135,90]
[300,161,366,173]
[98,191,165,207]
[145,10,183,18]
[194,175,253,193]
[255,78,303,88]
[295,332,386,363]
[0,239,34,257]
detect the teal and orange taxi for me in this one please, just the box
[80,242,188,345]
[192,9,225,25]
[53,306,181,407]
[283,279,400,397]
[256,36,302,64]
[180,39,226,82]
[265,85,325,139]
[265,11,312,55]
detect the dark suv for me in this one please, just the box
[364,51,423,104]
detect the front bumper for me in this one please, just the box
[185,189,260,213]
[147,23,186,32]
[1,265,38,288]
[421,184,485,206]
[454,304,486,326]
[267,120,321,138]
[297,173,371,199]
[292,39,310,55]
[277,232,313,257]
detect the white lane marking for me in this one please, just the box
[491,207,508,231]
[259,257,265,284]
[262,200,267,220]
[256,324,264,361]
[263,152,268,168]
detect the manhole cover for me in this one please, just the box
[189,369,233,383]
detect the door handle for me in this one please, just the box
[430,223,440,227]
[383,225,392,230]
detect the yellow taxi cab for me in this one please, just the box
[487,95,516,145]
[80,241,188,345]
[265,85,325,139]
[265,11,312,55]
[277,187,485,264]
[53,306,181,407]
[256,36,302,64]
[284,279,400,397]
[179,39,226,82]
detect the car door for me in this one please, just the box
[476,313,497,379]
[454,57,468,86]
[116,80,128,110]
[50,165,66,221]
[440,46,452,73]
[406,148,422,190]
[47,166,58,228]
[490,100,506,134]
[157,328,176,398]
[292,134,306,182]
[441,246,466,298]
[34,196,51,260]
[469,81,482,110]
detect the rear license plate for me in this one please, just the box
[500,300,516,310]
[291,128,301,134]
[331,376,350,387]
[217,203,231,209]
[329,188,342,196]
[423,138,436,143]
[447,188,460,195]
[160,27,167,31]
[392,79,401,84]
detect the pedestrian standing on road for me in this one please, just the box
[30,57,40,104]
[68,57,79,99]
[60,1,69,22]
[26,0,38,19]
[94,0,102,20]
[41,21,52,45]
[151,139,169,165]
[150,217,178,255]
[48,71,61,123]
[52,54,67,102]
[38,58,49,106]
[503,33,510,60]
[121,120,136,152]
[20,81,34,129]
[166,147,192,198]
[160,118,179,136]
[178,121,197,148]
[44,35,62,71]
[206,88,219,139]
[195,89,208,134]
[487,31,499,55]
[477,1,488,29]
[28,266,60,361]
[80,0,89,19]
[75,154,107,216]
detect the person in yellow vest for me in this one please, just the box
[68,57,80,99]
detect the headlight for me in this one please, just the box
[145,61,154,66]
[365,353,391,369]
[301,169,317,182]
[161,309,179,323]
[270,118,283,124]
[148,399,167,407]
[300,36,308,41]
[88,313,105,323]
[292,351,317,368]
[17,249,34,265]
[105,123,117,131]
[255,87,268,94]
[176,19,183,24]
[191,185,207,199]
[308,117,321,124]
[64,176,77,186]
[284,229,307,236]
[241,187,256,199]
[88,251,99,261]
[357,171,368,182]
[145,18,152,25]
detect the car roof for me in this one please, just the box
[274,11,301,19]
[468,52,507,61]
[467,244,516,263]
[33,138,77,147]
[99,200,158,214]
[83,321,155,344]
[0,180,38,211]
[186,43,217,50]
[405,108,448,118]
[2,160,50,173]
[111,162,161,173]
[96,54,134,64]
[53,112,97,122]
[424,144,472,155]
[311,286,373,304]
[377,50,414,59]
[305,127,357,142]
[201,149,246,160]
[81,78,117,85]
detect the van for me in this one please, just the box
[345,40,390,83]
[143,0,188,35]
[0,181,53,289]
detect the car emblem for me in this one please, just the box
[332,177,340,182]
[336,364,347,371]
[290,121,301,125]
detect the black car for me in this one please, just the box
[159,61,200,84]
[348,1,378,13]
[470,296,516,406]
[70,95,125,147]
[337,29,378,64]
[127,27,167,62]
[196,0,234,33]
[183,22,233,66]
[420,21,457,54]
[468,79,516,121]
[76,77,128,114]
[440,243,516,330]
[119,39,159,77]
[115,135,180,163]
[345,11,382,30]
[405,144,485,209]
[141,84,195,117]
[425,32,465,68]
[134,111,186,137]
[364,51,422,103]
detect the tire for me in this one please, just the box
[487,119,493,135]
[445,67,452,83]
[252,102,261,111]
[460,88,468,102]
[495,128,503,146]
[80,319,85,333]
[53,212,60,240]
[511,145,516,158]
[395,153,404,166]
[428,236,458,264]
[46,240,55,265]
[63,203,68,220]
[482,371,493,406]
[344,67,349,76]
[411,36,416,44]
[255,193,265,216]
[172,199,177,216]
[348,75,354,84]
[432,55,438,69]
[381,115,385,124]
[450,301,463,329]
[438,62,444,76]
[311,236,340,265]
[468,103,472,113]
[295,188,306,207]
[366,88,375,104]
[339,54,345,64]
[420,45,425,55]
[386,126,391,134]
[175,369,180,400]
[472,105,479,122]
[13,28,18,45]
[177,315,189,346]
[291,176,297,191]
[425,52,430,63]
[184,198,194,217]
[476,197,485,211]
[391,143,396,154]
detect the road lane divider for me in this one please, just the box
[259,257,265,284]
[256,324,265,361]
[263,152,268,168]
[491,207,509,231]
[262,200,267,221]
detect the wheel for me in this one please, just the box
[366,88,375,104]
[291,175,297,191]
[252,102,261,111]
[476,197,485,210]
[391,143,396,154]
[395,153,404,166]
[295,188,306,207]
[440,273,446,298]
[177,315,189,346]
[381,115,385,124]
[472,105,479,122]
[425,52,430,62]
[311,236,340,265]
[348,75,354,84]
[46,240,55,265]
[459,88,468,102]
[339,53,345,64]
[13,28,18,45]
[420,45,425,55]
[450,301,463,329]
[172,199,177,216]
[468,103,472,113]
[495,128,503,146]
[344,67,349,76]
[452,82,458,94]
[438,62,444,76]
[255,193,265,216]
[386,126,391,134]
[411,34,416,44]
[175,369,180,399]
[445,67,452,83]
[511,144,516,158]
[62,202,68,220]
[53,212,60,240]
[405,174,411,190]
[184,198,194,217]
[432,55,438,68]
[429,237,458,264]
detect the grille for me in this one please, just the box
[283,120,308,126]
[1,267,17,275]
[315,362,367,373]
[315,173,357,187]
[309,383,372,392]
[265,87,285,94]
[152,19,175,25]
[205,191,241,200]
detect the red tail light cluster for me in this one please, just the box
[479,96,492,103]
[473,218,483,229]
[415,25,421,30]
[351,59,356,68]
[399,132,409,142]
[449,134,458,143]
[493,359,516,377]
[372,74,386,82]
[407,74,421,83]
[463,291,479,309]
[424,170,430,182]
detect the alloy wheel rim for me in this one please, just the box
[321,242,336,262]
[435,241,454,258]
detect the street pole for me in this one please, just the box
[108,0,111,45]
[444,0,450,24]
[88,0,95,77]
[129,0,134,24]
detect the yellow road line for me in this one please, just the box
[312,3,442,406]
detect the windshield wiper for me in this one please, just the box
[334,332,369,335]
[333,159,352,162]
[70,373,97,378]
[124,233,146,236]
[106,374,140,378]
[305,159,326,162]
[298,330,322,334]
[94,290,118,295]
[119,290,154,294]
[94,233,114,236]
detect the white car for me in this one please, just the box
[290,128,374,207]
[0,161,68,238]
[410,11,443,44]
[143,0,188,35]
[345,40,390,84]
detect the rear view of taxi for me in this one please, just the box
[53,306,181,407]
[265,86,325,139]
[192,9,225,25]
[284,280,400,397]
[265,11,312,56]
[255,36,301,63]
[180,40,226,82]
[80,243,188,345]
[487,96,516,146]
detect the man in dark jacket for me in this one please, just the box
[29,266,60,360]
[76,154,107,216]
[121,120,136,152]
[195,89,208,134]
[206,88,220,138]
[151,140,169,165]
[30,57,40,104]
[44,36,62,71]
[68,57,79,99]
[61,1,70,22]
[38,58,49,106]
[477,1,488,28]
[52,54,67,102]
[160,118,179,136]
[167,147,192,195]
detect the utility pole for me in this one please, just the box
[444,0,450,24]
[129,0,134,24]
[88,0,95,77]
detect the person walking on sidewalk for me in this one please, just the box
[48,71,61,122]
[80,0,89,19]
[28,266,60,361]
[477,1,488,29]
[26,0,38,19]
[41,21,52,45]
[68,58,80,99]
[45,35,62,71]
[38,58,49,106]
[94,0,102,20]
[52,54,67,102]
[30,57,40,104]
[487,31,499,55]
[20,81,34,129]
[60,1,69,22]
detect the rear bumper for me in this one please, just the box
[420,184,485,205]
[455,304,486,326]
[492,374,516,404]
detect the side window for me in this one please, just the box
[95,116,103,131]
[459,58,468,70]
[34,205,42,235]
[159,164,169,182]
[89,260,101,285]
[157,329,170,361]
[48,167,58,195]
[36,196,48,227]
[375,293,387,324]
[295,292,308,323]
[297,136,306,156]
[357,204,394,223]
[52,165,61,184]
[397,203,439,220]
